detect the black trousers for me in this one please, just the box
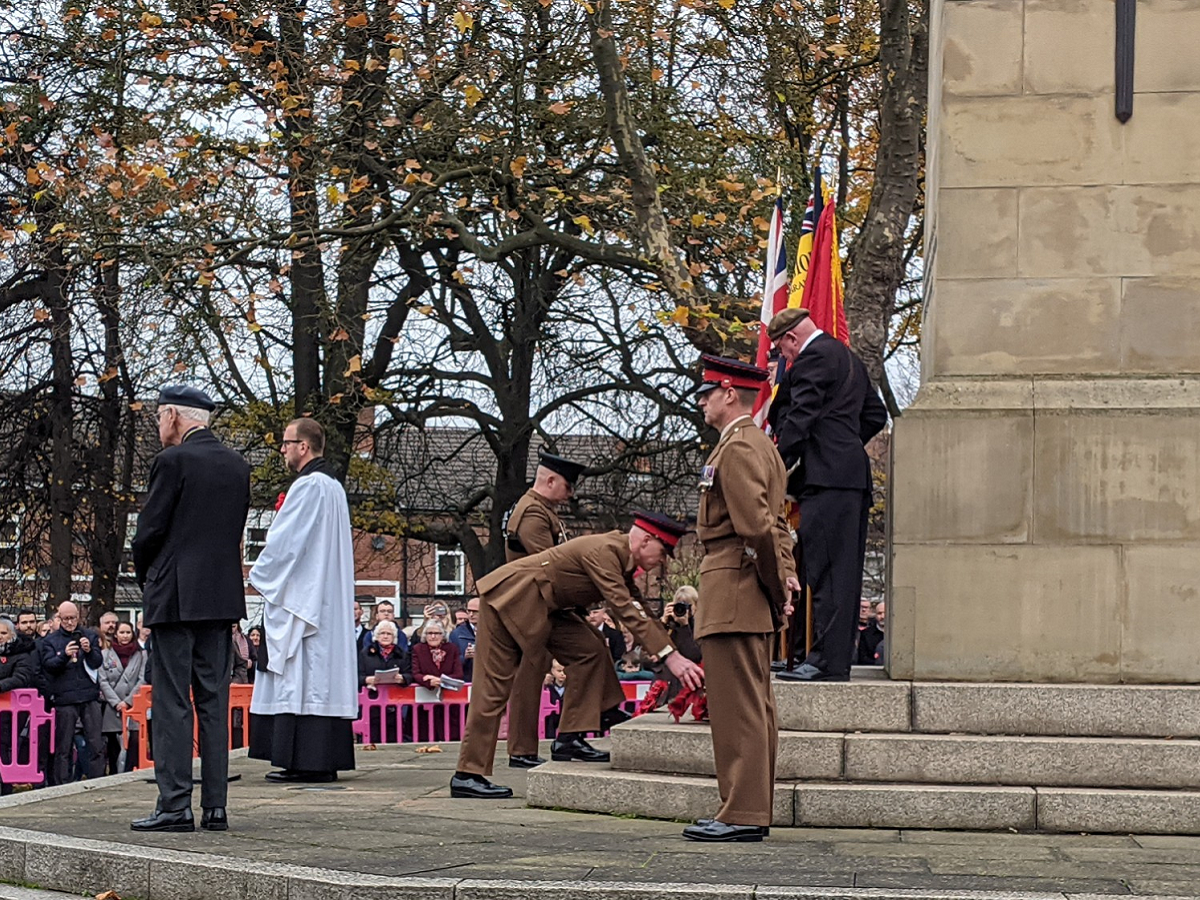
[53,701,103,784]
[151,622,232,811]
[799,487,871,678]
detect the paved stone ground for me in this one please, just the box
[2,743,1200,896]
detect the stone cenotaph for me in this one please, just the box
[891,0,1200,683]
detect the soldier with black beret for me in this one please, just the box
[501,450,627,768]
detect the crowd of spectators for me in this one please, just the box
[0,589,887,787]
[0,601,260,792]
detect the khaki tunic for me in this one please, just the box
[501,490,620,755]
[457,532,672,775]
[695,415,796,826]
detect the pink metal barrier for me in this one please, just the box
[353,684,466,744]
[0,689,54,785]
[352,681,654,746]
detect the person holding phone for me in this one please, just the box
[40,601,105,785]
[683,355,800,844]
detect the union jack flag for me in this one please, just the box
[753,198,788,424]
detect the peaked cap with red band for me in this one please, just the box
[631,510,690,556]
[695,354,770,396]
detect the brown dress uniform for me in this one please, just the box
[457,531,673,776]
[503,490,624,757]
[696,415,796,826]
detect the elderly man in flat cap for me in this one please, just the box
[766,308,888,683]
[500,449,627,768]
[131,386,250,833]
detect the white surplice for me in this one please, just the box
[248,469,358,718]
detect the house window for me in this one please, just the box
[435,548,465,595]
[244,510,273,564]
[120,511,138,575]
[0,515,17,573]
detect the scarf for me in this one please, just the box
[378,644,395,661]
[112,641,139,668]
[430,646,446,671]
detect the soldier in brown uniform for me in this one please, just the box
[502,451,626,767]
[683,356,799,843]
[451,514,704,798]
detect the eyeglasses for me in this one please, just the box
[279,439,303,447]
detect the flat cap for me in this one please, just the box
[157,385,216,411]
[631,510,689,556]
[766,306,811,342]
[537,449,585,486]
[696,354,770,396]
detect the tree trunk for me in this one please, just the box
[843,0,928,389]
[47,248,74,610]
[89,259,124,619]
[586,0,697,305]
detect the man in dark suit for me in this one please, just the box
[767,308,888,682]
[130,385,250,833]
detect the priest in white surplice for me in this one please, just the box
[248,417,358,783]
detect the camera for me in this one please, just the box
[672,602,691,618]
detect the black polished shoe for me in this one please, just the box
[551,734,610,763]
[131,807,195,833]
[265,769,337,783]
[695,817,769,836]
[200,807,228,831]
[775,663,849,682]
[599,705,633,732]
[508,754,546,769]
[683,820,767,842]
[450,772,514,799]
[769,660,788,672]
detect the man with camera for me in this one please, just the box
[685,355,799,843]
[40,601,105,784]
[654,587,702,700]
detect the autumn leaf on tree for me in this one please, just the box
[345,12,368,27]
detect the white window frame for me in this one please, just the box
[434,548,466,595]
[0,513,19,575]
[243,509,274,565]
[120,510,139,575]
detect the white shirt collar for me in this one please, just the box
[720,414,754,440]
[800,329,824,354]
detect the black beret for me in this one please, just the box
[157,385,216,412]
[537,450,585,485]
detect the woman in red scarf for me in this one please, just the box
[410,621,464,742]
[99,622,147,774]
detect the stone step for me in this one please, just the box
[528,762,1200,834]
[774,677,1200,737]
[612,714,1200,789]
[526,763,1035,831]
[845,731,1200,790]
[610,714,843,780]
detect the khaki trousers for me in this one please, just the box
[458,597,623,776]
[699,632,777,827]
